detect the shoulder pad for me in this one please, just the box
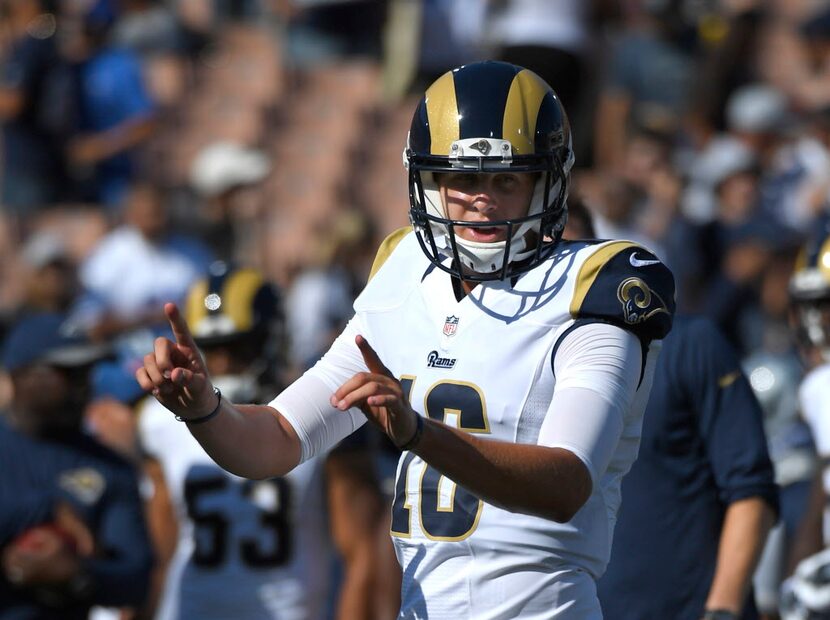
[569,241,675,340]
[368,227,412,282]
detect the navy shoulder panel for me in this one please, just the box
[569,241,675,341]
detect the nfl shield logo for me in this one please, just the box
[443,315,459,337]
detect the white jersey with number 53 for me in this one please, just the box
[139,398,331,620]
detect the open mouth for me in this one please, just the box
[460,226,504,242]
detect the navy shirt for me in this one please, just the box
[0,417,152,619]
[597,317,778,620]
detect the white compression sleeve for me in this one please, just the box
[269,317,368,462]
[538,322,643,484]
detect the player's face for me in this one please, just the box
[438,172,536,243]
[12,364,89,432]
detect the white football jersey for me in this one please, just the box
[138,395,331,620]
[799,363,830,543]
[274,230,675,620]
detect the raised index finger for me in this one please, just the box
[355,335,392,377]
[164,302,197,349]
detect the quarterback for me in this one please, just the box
[137,61,675,619]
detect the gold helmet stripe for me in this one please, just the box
[820,236,830,281]
[503,70,548,155]
[185,279,210,327]
[222,270,264,332]
[426,70,460,156]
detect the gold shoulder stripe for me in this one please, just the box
[426,70,460,155]
[368,227,411,282]
[569,241,639,317]
[503,70,548,155]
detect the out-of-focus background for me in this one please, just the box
[1,0,829,617]
[3,0,830,376]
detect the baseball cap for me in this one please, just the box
[91,360,145,404]
[1,313,111,373]
[726,84,788,134]
[189,142,271,198]
[707,141,759,188]
[21,231,70,269]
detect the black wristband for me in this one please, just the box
[398,413,424,451]
[176,387,222,424]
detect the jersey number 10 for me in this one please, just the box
[390,377,489,541]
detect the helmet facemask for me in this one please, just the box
[789,208,830,362]
[792,298,830,362]
[407,139,570,282]
[403,61,574,282]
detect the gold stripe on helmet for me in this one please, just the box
[820,236,830,282]
[503,70,549,155]
[794,247,807,274]
[426,70,460,155]
[185,280,210,327]
[222,270,265,332]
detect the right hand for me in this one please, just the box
[135,303,216,420]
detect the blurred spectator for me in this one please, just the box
[594,0,699,169]
[758,4,830,116]
[687,116,809,352]
[598,317,778,620]
[486,0,592,157]
[73,182,212,342]
[794,6,830,111]
[283,0,387,66]
[0,0,70,214]
[108,0,182,57]
[690,2,766,138]
[188,140,271,263]
[64,0,157,210]
[728,87,830,234]
[285,209,374,371]
[19,231,78,316]
[0,313,153,618]
[137,264,388,619]
[381,0,485,101]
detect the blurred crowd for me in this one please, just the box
[2,0,830,618]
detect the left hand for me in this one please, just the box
[331,336,418,448]
[2,524,82,586]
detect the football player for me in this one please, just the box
[137,263,385,619]
[781,218,830,619]
[137,61,676,619]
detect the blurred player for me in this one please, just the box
[138,263,384,619]
[781,218,830,619]
[137,61,675,618]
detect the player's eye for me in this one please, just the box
[494,174,520,192]
[444,174,477,190]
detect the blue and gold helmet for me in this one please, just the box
[185,262,281,348]
[790,216,830,358]
[404,61,574,281]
